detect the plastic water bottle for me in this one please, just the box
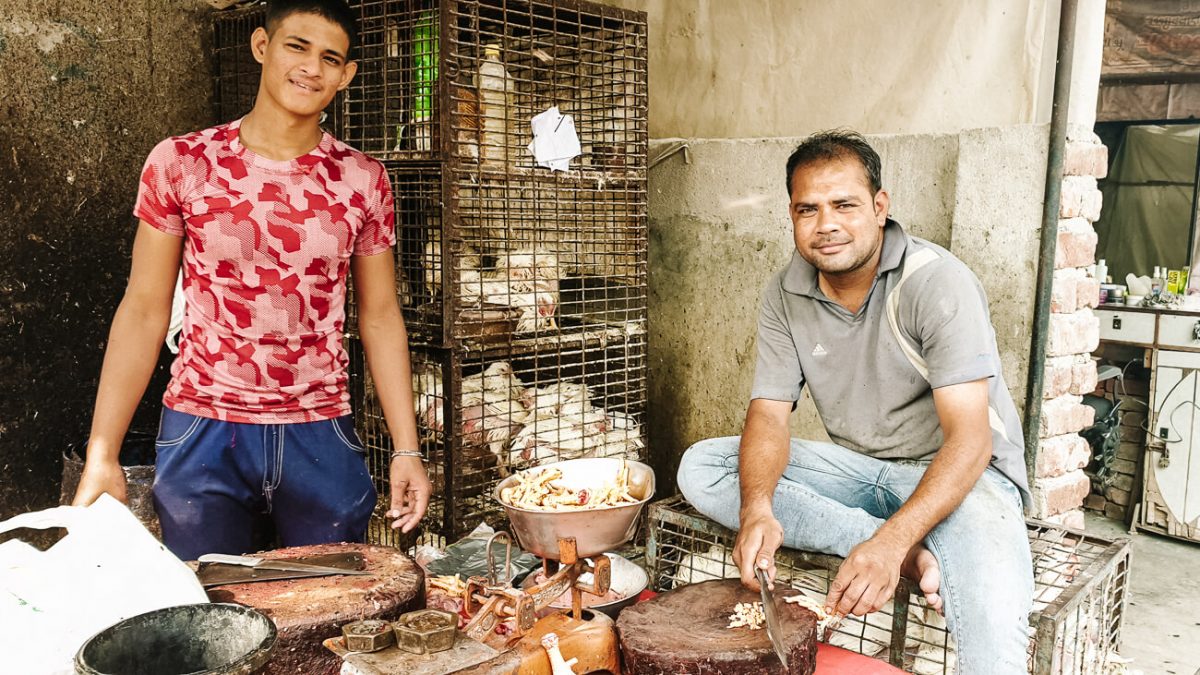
[477,44,512,169]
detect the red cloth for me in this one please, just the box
[634,589,658,603]
[816,643,906,674]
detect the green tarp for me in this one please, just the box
[1095,124,1199,285]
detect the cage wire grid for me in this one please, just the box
[646,496,1131,675]
[333,0,648,542]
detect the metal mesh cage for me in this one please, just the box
[343,0,648,543]
[346,336,438,549]
[344,0,647,168]
[645,496,1132,675]
[350,334,648,541]
[345,163,447,343]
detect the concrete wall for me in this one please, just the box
[599,0,1061,138]
[646,127,1048,487]
[0,2,212,522]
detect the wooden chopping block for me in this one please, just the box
[207,542,424,675]
[616,579,817,675]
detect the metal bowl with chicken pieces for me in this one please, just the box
[494,457,656,559]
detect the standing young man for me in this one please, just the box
[678,130,1034,671]
[72,0,431,561]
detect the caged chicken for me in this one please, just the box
[422,235,481,303]
[410,361,530,495]
[460,361,530,459]
[507,380,644,468]
[422,242,561,334]
[411,361,531,474]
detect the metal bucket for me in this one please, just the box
[74,603,276,675]
[494,457,656,559]
[60,431,160,539]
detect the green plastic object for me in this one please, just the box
[410,10,437,148]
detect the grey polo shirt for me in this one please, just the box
[751,219,1031,508]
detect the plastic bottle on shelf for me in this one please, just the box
[477,44,513,170]
[1151,267,1164,297]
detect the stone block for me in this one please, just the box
[1039,396,1096,438]
[1050,269,1079,314]
[1077,276,1102,309]
[1116,442,1141,461]
[1105,487,1131,506]
[1054,218,1098,269]
[1104,502,1127,521]
[1034,471,1092,517]
[1110,473,1134,492]
[1060,177,1103,221]
[1043,356,1075,399]
[1110,458,1137,476]
[1047,310,1100,357]
[1084,494,1107,511]
[1063,140,1109,179]
[1036,433,1091,478]
[1070,360,1098,396]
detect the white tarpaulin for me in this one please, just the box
[0,494,208,675]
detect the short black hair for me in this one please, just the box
[266,0,359,60]
[785,129,882,197]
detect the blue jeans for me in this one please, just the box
[677,437,1033,674]
[152,408,377,561]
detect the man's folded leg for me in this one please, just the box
[677,437,889,558]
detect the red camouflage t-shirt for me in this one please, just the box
[135,118,395,423]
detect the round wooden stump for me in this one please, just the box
[207,543,424,675]
[617,579,817,675]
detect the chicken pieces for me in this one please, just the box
[784,592,843,637]
[727,601,766,630]
[499,460,640,511]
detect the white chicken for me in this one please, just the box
[506,380,644,467]
[412,363,445,436]
[411,367,643,473]
[494,248,561,291]
[436,248,561,334]
[460,362,530,458]
[423,237,482,302]
[488,248,561,333]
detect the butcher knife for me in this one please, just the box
[197,552,372,583]
[755,566,788,669]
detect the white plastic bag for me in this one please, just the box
[0,494,208,675]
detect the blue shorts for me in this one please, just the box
[151,407,377,561]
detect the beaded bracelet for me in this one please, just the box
[390,450,423,460]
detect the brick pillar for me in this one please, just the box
[1033,129,1107,531]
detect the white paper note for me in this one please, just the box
[528,106,581,172]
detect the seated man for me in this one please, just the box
[677,130,1034,672]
